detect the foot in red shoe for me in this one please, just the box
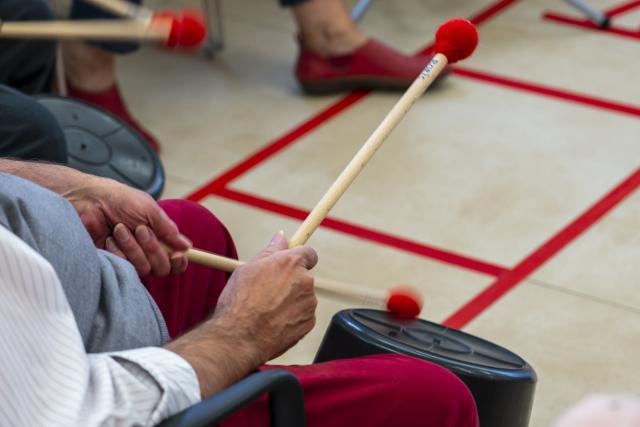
[296,38,447,94]
[65,81,160,152]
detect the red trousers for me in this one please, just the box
[143,200,479,427]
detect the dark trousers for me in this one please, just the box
[0,0,66,162]
[0,0,56,94]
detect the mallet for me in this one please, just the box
[184,247,423,319]
[79,0,207,43]
[288,19,479,248]
[0,11,206,48]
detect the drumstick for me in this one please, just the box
[184,247,423,319]
[0,14,206,48]
[287,19,479,248]
[0,19,168,41]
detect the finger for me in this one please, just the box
[135,225,171,277]
[289,246,319,270]
[253,230,288,260]
[147,205,191,251]
[105,236,126,259]
[299,273,315,293]
[170,251,189,274]
[113,223,151,276]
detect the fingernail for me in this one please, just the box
[170,254,183,270]
[136,225,150,243]
[180,234,192,247]
[269,231,283,246]
[114,224,129,242]
[105,236,116,251]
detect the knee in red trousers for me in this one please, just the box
[316,354,479,427]
[143,199,237,338]
[381,355,479,427]
[225,354,479,427]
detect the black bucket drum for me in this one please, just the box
[315,309,536,427]
[37,95,165,199]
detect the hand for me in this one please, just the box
[165,232,319,398]
[64,176,191,277]
[213,231,319,364]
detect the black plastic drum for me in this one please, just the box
[315,309,536,427]
[37,96,165,199]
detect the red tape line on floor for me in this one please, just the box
[453,66,640,117]
[214,187,508,277]
[544,12,640,41]
[443,167,640,329]
[605,0,640,17]
[186,92,370,200]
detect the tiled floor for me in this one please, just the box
[121,0,640,425]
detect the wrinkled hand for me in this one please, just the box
[64,176,191,277]
[213,232,318,364]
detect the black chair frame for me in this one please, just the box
[157,369,305,427]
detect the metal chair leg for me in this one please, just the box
[202,0,225,58]
[562,0,610,27]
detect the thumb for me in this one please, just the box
[255,230,288,259]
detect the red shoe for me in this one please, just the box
[296,38,446,94]
[65,81,160,152]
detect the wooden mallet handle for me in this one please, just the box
[288,19,479,248]
[0,19,169,41]
[185,247,388,307]
[288,55,448,247]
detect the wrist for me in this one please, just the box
[165,317,264,398]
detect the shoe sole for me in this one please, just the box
[299,73,449,95]
[299,77,412,95]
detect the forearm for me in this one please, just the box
[165,317,263,399]
[0,158,101,196]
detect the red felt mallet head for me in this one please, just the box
[386,286,424,319]
[177,8,207,48]
[154,9,207,49]
[434,19,479,63]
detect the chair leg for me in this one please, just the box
[562,0,610,27]
[202,0,225,58]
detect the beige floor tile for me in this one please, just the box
[464,280,640,427]
[199,195,491,364]
[231,77,640,266]
[160,174,201,199]
[533,188,640,310]
[118,20,340,185]
[614,9,640,28]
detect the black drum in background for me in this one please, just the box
[37,96,165,199]
[315,309,536,427]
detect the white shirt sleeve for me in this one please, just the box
[0,225,201,427]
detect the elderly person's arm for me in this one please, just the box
[0,157,190,276]
[0,224,317,425]
[0,225,197,426]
